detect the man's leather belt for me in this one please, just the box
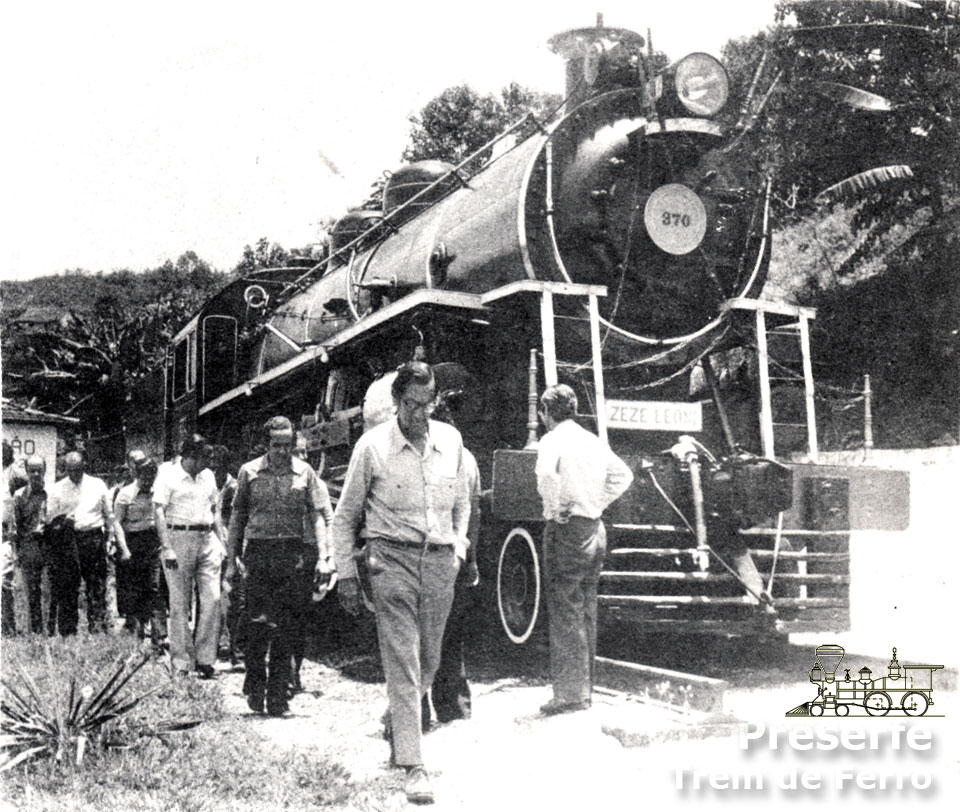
[374,537,451,554]
[74,527,104,535]
[166,523,211,532]
[247,536,301,543]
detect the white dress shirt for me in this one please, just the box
[152,461,218,525]
[535,419,634,522]
[47,474,113,532]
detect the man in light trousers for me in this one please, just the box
[333,361,470,805]
[154,435,222,678]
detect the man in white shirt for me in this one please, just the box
[535,384,633,715]
[46,451,123,634]
[154,435,222,678]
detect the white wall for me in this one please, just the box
[793,446,960,668]
[1,422,59,491]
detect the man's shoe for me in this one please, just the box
[196,664,217,680]
[404,766,434,805]
[539,698,591,716]
[266,701,289,718]
[247,694,265,714]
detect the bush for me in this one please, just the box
[1,634,355,810]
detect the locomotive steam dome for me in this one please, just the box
[383,160,458,221]
[330,209,383,258]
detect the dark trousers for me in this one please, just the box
[49,528,108,635]
[241,539,304,711]
[426,568,477,723]
[116,529,164,643]
[290,544,317,682]
[19,536,46,634]
[543,517,606,705]
[1,548,16,636]
[48,532,81,636]
[76,529,108,632]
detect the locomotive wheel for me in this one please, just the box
[810,703,824,717]
[836,704,850,717]
[496,527,542,644]
[864,691,892,717]
[901,691,930,717]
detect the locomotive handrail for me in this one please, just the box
[268,112,545,313]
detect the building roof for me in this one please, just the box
[13,306,76,326]
[1,402,80,427]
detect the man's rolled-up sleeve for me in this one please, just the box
[451,445,470,562]
[330,442,372,579]
[226,468,251,559]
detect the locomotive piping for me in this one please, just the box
[272,113,541,312]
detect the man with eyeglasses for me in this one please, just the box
[332,361,470,805]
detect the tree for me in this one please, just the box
[726,0,959,216]
[232,237,290,277]
[1,254,227,465]
[403,83,562,167]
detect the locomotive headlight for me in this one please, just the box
[674,53,729,117]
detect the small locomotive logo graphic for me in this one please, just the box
[786,645,944,718]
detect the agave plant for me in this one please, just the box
[0,645,163,771]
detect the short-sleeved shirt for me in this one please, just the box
[331,418,470,578]
[231,454,326,541]
[115,481,156,533]
[152,462,218,525]
[48,474,112,532]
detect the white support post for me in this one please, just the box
[588,293,607,445]
[755,308,775,459]
[540,289,558,386]
[798,313,819,462]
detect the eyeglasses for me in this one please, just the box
[401,396,437,414]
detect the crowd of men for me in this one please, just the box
[1,362,633,805]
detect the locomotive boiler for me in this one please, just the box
[137,22,900,644]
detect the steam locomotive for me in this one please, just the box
[787,645,944,717]
[128,23,903,643]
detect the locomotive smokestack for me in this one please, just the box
[547,17,646,112]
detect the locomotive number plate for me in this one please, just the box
[606,399,702,431]
[643,183,708,255]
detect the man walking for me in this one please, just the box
[423,391,481,726]
[535,384,633,715]
[333,361,470,805]
[226,417,334,716]
[46,451,122,634]
[13,455,50,634]
[153,435,221,678]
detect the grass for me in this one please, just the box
[0,633,362,811]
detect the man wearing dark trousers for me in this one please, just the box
[535,384,633,715]
[13,455,50,634]
[422,392,481,726]
[333,361,470,805]
[46,451,123,634]
[226,416,334,717]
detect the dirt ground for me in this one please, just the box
[218,652,960,810]
[218,654,660,810]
